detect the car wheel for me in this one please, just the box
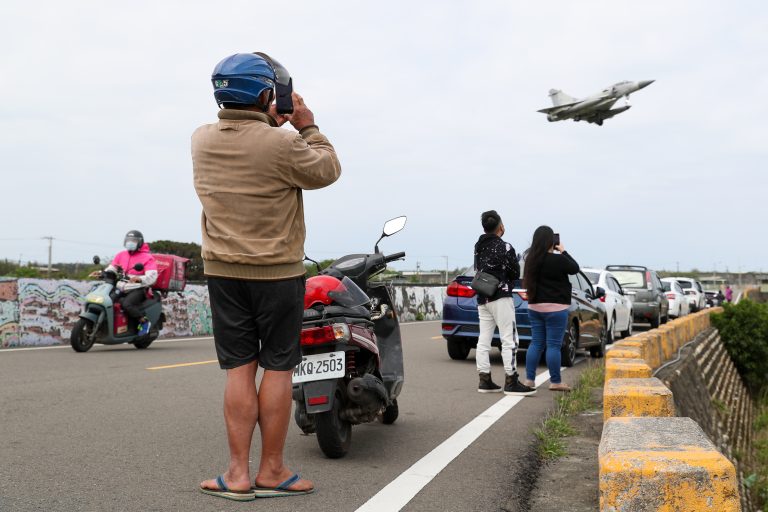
[620,313,633,338]
[589,321,608,358]
[446,336,471,360]
[607,315,615,344]
[650,309,660,329]
[561,322,577,367]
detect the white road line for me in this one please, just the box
[0,320,440,353]
[0,335,215,353]
[355,365,574,512]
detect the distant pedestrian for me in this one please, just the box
[716,289,725,305]
[523,226,579,392]
[725,285,733,303]
[192,53,341,501]
[473,210,536,396]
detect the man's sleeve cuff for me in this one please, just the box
[299,125,320,137]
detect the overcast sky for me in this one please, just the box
[1,1,766,273]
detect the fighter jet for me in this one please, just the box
[538,80,654,126]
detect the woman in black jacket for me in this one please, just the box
[522,226,580,391]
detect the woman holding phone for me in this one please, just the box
[522,226,580,391]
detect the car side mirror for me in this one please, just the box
[595,287,606,300]
[133,263,145,271]
[93,255,101,265]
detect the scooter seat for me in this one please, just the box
[303,305,371,321]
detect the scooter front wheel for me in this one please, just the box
[70,318,96,353]
[315,385,352,459]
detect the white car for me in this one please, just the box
[582,268,633,342]
[661,278,690,318]
[669,277,706,312]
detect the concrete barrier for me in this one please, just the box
[599,417,740,511]
[603,377,674,421]
[605,345,642,360]
[612,334,662,369]
[605,358,652,380]
[598,308,742,511]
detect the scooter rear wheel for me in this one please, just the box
[133,336,155,349]
[315,384,351,459]
[70,318,95,353]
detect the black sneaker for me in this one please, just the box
[478,373,502,393]
[504,374,537,396]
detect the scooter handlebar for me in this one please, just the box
[385,252,406,263]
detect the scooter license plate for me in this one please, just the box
[292,351,345,384]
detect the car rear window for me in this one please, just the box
[678,281,692,289]
[584,271,600,285]
[662,281,671,291]
[611,270,646,288]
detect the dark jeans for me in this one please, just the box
[119,288,146,321]
[525,309,569,384]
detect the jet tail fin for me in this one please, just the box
[549,89,578,106]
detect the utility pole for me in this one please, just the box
[42,236,54,277]
[676,261,680,273]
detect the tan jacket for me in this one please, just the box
[192,109,341,280]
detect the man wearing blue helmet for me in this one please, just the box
[193,53,341,501]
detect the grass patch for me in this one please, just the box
[745,393,768,507]
[534,361,605,460]
[712,398,729,416]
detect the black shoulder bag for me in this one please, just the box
[470,252,501,298]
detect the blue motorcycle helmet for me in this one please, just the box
[211,53,276,110]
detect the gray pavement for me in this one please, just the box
[0,322,591,512]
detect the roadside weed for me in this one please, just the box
[533,360,605,460]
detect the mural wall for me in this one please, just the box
[0,278,444,348]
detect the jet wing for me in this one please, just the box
[537,103,579,114]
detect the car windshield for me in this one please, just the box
[584,271,600,285]
[611,270,645,288]
[677,281,693,289]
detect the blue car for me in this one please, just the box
[441,270,608,366]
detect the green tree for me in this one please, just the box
[711,300,768,395]
[304,259,335,277]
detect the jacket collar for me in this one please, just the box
[217,108,277,127]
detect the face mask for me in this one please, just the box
[125,241,138,252]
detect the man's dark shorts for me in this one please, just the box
[207,276,305,371]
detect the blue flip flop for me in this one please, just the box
[253,473,315,498]
[200,475,256,501]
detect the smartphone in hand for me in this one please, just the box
[553,233,560,248]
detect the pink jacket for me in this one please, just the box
[107,243,158,290]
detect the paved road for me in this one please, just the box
[0,321,592,512]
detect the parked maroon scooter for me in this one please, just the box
[292,217,407,458]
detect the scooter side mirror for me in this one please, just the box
[93,255,101,265]
[375,216,407,254]
[133,263,145,271]
[382,216,407,237]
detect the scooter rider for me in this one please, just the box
[105,230,158,335]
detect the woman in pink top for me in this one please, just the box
[522,226,580,391]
